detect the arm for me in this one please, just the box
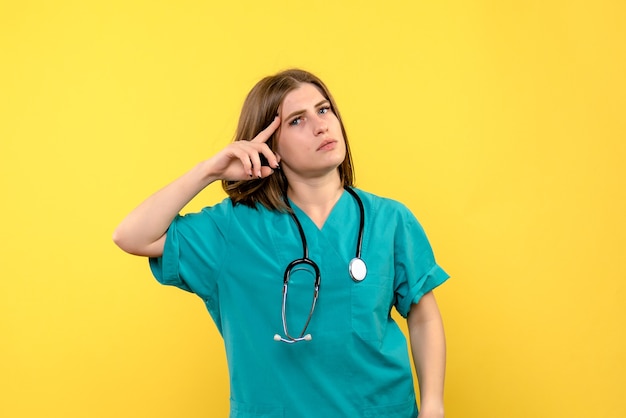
[112,117,281,257]
[407,291,446,418]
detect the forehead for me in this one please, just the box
[280,83,327,113]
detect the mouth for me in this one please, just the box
[317,139,337,151]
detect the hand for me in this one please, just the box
[205,117,281,181]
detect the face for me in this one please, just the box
[275,83,346,181]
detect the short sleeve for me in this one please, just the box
[393,206,449,317]
[148,201,232,309]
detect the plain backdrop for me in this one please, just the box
[1,1,625,417]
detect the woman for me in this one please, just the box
[113,69,448,417]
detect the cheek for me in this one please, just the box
[274,133,293,158]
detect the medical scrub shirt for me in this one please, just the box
[149,188,449,418]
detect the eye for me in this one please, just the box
[318,106,330,115]
[289,116,302,126]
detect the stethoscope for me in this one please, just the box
[273,187,366,344]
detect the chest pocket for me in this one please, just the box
[351,274,395,341]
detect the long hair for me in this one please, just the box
[222,69,355,211]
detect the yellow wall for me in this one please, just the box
[2,1,624,417]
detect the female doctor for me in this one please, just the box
[113,69,448,418]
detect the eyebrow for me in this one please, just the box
[284,99,330,122]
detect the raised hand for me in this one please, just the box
[206,117,281,181]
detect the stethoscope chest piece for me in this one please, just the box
[349,257,367,282]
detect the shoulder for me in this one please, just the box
[189,197,270,218]
[354,189,436,255]
[173,198,277,241]
[196,197,279,229]
[176,198,256,229]
[175,197,234,223]
[352,188,415,220]
[352,188,427,240]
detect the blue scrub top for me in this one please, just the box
[150,188,449,417]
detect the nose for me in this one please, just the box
[313,114,328,136]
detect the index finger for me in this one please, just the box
[251,116,281,143]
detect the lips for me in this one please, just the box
[317,139,337,151]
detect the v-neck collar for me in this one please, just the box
[287,189,349,232]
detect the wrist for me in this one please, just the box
[195,160,220,186]
[419,403,444,417]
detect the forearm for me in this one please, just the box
[113,118,281,257]
[408,292,446,416]
[112,160,218,257]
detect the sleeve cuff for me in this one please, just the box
[148,226,193,293]
[397,264,449,318]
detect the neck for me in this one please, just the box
[287,174,344,229]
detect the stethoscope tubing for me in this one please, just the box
[281,258,320,341]
[344,186,365,260]
[275,186,366,343]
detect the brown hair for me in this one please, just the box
[222,69,355,211]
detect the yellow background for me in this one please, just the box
[1,1,625,417]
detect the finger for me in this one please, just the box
[272,152,282,170]
[251,116,281,144]
[257,143,279,169]
[259,166,275,178]
[248,146,263,178]
[238,141,272,177]
[227,145,254,177]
